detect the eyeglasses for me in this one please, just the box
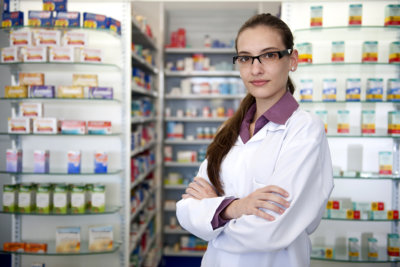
[233,49,293,65]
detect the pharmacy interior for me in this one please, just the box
[0,0,399,267]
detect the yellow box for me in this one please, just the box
[72,74,98,87]
[19,73,45,86]
[57,86,84,98]
[5,85,28,98]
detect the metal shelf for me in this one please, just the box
[132,52,158,74]
[131,17,157,50]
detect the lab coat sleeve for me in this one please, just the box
[176,159,227,241]
[212,116,334,253]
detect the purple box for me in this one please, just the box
[2,11,24,27]
[6,149,23,173]
[89,87,113,99]
[33,150,50,173]
[29,85,56,98]
[54,11,80,27]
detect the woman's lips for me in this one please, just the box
[250,80,268,86]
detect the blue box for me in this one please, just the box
[83,12,107,29]
[2,11,24,27]
[107,17,121,35]
[54,11,80,27]
[43,0,67,12]
[28,11,53,27]
[67,151,81,174]
[94,152,108,173]
[3,0,9,12]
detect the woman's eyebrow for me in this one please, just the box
[237,47,281,55]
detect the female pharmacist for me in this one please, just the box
[176,13,334,267]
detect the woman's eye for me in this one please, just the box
[262,52,277,59]
[239,56,250,62]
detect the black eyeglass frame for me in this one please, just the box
[233,49,293,64]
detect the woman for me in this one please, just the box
[176,13,333,267]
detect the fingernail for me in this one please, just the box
[280,209,284,214]
[269,217,275,221]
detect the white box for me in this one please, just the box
[8,117,32,133]
[56,227,81,253]
[10,31,32,47]
[80,48,102,63]
[19,103,43,117]
[63,32,87,47]
[33,118,58,134]
[34,30,61,47]
[49,46,74,62]
[1,47,20,63]
[88,225,113,251]
[22,47,47,62]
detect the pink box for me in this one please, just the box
[34,150,50,173]
[87,121,111,134]
[6,149,23,172]
[60,120,86,134]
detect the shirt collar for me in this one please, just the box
[263,91,299,125]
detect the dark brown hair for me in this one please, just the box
[206,13,295,195]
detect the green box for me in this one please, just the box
[71,184,86,214]
[52,184,69,214]
[91,184,105,213]
[3,184,18,212]
[18,184,36,213]
[36,184,53,213]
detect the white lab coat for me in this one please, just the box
[176,108,334,267]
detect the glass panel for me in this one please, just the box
[0,26,121,38]
[312,247,399,263]
[0,206,121,216]
[322,217,397,222]
[299,101,399,104]
[0,98,120,103]
[0,62,121,72]
[298,62,399,67]
[0,133,121,136]
[0,169,122,176]
[327,135,399,139]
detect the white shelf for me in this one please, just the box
[164,139,212,145]
[165,48,235,54]
[165,94,245,100]
[164,117,228,122]
[164,162,202,167]
[165,70,240,77]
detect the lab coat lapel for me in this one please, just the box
[247,121,286,143]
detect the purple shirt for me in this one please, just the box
[211,91,299,230]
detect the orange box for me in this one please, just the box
[372,202,385,211]
[19,73,45,86]
[388,210,399,220]
[3,242,25,251]
[25,243,47,253]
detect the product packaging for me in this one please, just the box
[1,47,21,62]
[56,227,81,252]
[36,183,52,213]
[22,47,47,62]
[88,225,113,251]
[34,30,61,47]
[5,86,28,98]
[80,48,102,63]
[85,184,94,210]
[10,31,32,47]
[310,6,323,27]
[94,152,108,173]
[49,46,74,62]
[83,13,108,29]
[1,11,24,27]
[19,103,43,117]
[72,74,98,87]
[362,41,378,63]
[367,238,378,259]
[384,5,400,26]
[388,111,400,135]
[57,86,84,98]
[107,17,121,35]
[34,150,50,173]
[28,11,53,27]
[366,78,383,102]
[164,146,172,162]
[322,78,337,102]
[63,32,87,46]
[70,184,86,213]
[349,4,362,25]
[3,242,25,252]
[52,184,69,214]
[87,121,112,135]
[299,79,313,102]
[18,183,36,213]
[33,117,58,134]
[8,117,32,133]
[29,85,56,98]
[61,120,86,134]
[19,73,45,86]
[361,110,375,134]
[91,184,105,212]
[3,0,9,12]
[387,79,400,102]
[297,42,312,63]
[337,110,350,134]
[346,78,361,101]
[88,87,113,99]
[331,41,345,62]
[53,11,80,27]
[379,151,393,175]
[3,184,18,212]
[387,233,400,260]
[389,42,400,63]
[311,247,334,259]
[348,238,360,259]
[25,243,47,253]
[43,0,67,11]
[6,149,23,172]
[67,151,81,173]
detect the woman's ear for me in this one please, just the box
[289,49,299,72]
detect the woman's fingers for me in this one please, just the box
[258,193,290,208]
[259,185,289,198]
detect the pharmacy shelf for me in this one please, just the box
[129,209,157,254]
[164,205,176,212]
[164,162,202,168]
[0,206,121,216]
[322,217,399,222]
[327,134,400,139]
[164,117,228,122]
[294,25,400,34]
[165,94,245,100]
[130,187,157,221]
[164,139,212,145]
[0,169,122,176]
[131,164,157,190]
[132,52,158,74]
[334,174,400,180]
[131,83,158,98]
[131,17,157,50]
[131,116,157,124]
[164,227,189,235]
[0,98,120,103]
[299,100,400,104]
[137,232,157,267]
[297,62,399,68]
[130,141,156,157]
[163,248,204,257]
[0,62,121,72]
[164,184,187,190]
[165,48,236,54]
[0,241,121,256]
[311,247,399,263]
[0,132,121,137]
[165,70,240,77]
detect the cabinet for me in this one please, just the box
[281,1,400,266]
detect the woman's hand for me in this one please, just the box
[222,185,290,221]
[182,177,218,200]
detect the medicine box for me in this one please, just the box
[29,85,56,98]
[89,87,113,99]
[379,151,393,175]
[70,184,86,213]
[22,47,47,62]
[28,11,53,27]
[63,32,87,46]
[57,86,84,98]
[36,183,52,213]
[3,184,18,212]
[107,17,121,35]
[73,74,98,87]
[43,0,67,12]
[349,4,362,25]
[53,184,69,214]
[1,11,24,27]
[19,103,43,117]
[80,48,102,63]
[33,117,58,134]
[322,79,337,102]
[366,78,383,102]
[387,79,400,102]
[388,111,400,135]
[25,243,47,253]
[1,47,20,63]
[346,78,361,101]
[88,225,113,251]
[54,11,80,27]
[337,110,350,134]
[87,121,112,135]
[34,30,61,47]
[10,31,32,47]
[61,120,86,134]
[361,110,375,134]
[310,6,323,27]
[18,184,36,213]
[362,41,378,63]
[3,242,25,252]
[56,227,81,253]
[49,46,74,62]
[34,150,50,173]
[67,150,81,173]
[19,73,45,86]
[385,4,400,26]
[91,184,105,212]
[3,0,9,12]
[6,149,23,173]
[83,12,108,29]
[8,117,32,133]
[5,86,28,98]
[94,152,108,173]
